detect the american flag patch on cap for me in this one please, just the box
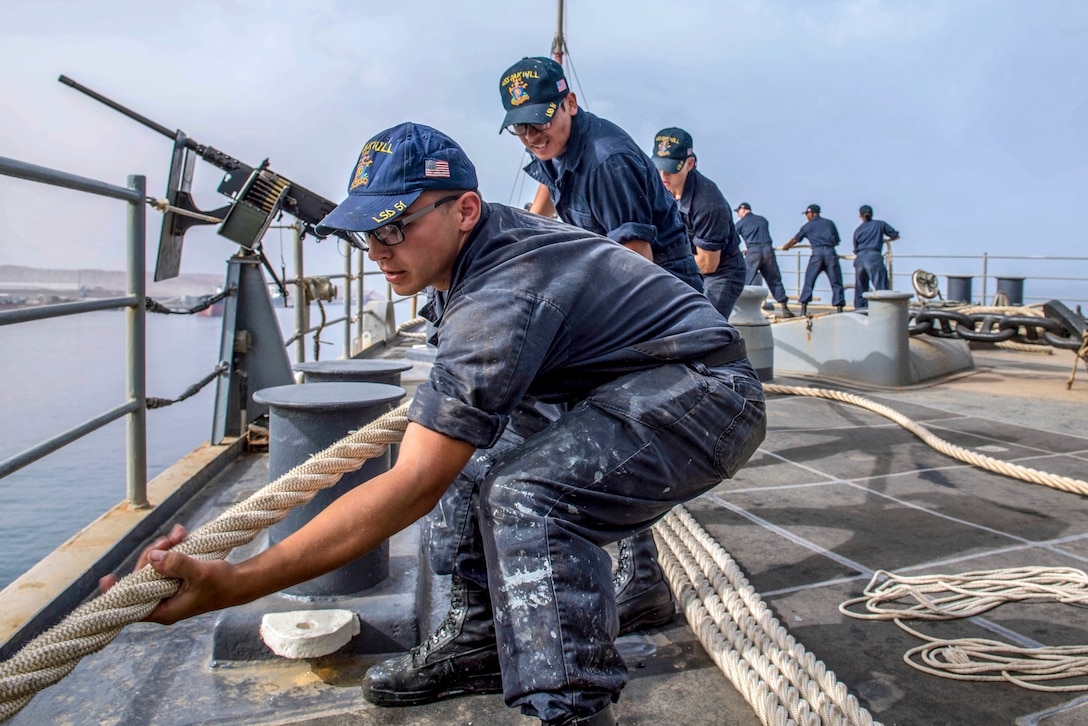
[424,159,450,178]
[557,79,567,93]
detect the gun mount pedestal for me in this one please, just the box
[211,254,294,444]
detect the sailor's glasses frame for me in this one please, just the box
[504,119,554,136]
[359,195,461,250]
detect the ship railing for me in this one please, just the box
[268,222,419,364]
[775,246,1087,308]
[0,155,150,509]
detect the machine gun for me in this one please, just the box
[59,75,356,281]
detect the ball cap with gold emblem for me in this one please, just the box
[651,127,695,173]
[499,56,570,130]
[315,122,478,235]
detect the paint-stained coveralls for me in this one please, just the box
[413,202,766,721]
[793,216,845,307]
[675,168,747,318]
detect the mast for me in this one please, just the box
[551,0,566,64]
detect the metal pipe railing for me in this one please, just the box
[0,156,149,509]
[772,248,1087,307]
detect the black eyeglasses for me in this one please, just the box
[503,101,567,136]
[504,119,554,136]
[360,195,461,250]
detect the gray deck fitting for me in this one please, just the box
[770,290,974,386]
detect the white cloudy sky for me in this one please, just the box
[1,0,1085,278]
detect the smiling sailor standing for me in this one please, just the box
[117,122,766,725]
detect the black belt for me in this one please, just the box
[695,338,747,368]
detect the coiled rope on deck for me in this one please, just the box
[763,383,1088,496]
[840,567,1088,691]
[655,507,881,726]
[0,403,410,722]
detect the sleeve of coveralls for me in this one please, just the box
[586,154,659,246]
[883,221,900,239]
[689,198,732,252]
[408,289,569,449]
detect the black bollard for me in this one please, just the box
[293,359,412,386]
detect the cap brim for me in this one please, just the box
[315,189,424,235]
[651,156,685,173]
[500,102,560,130]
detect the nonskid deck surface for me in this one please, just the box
[9,345,1088,725]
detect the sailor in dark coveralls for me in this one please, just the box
[782,203,846,314]
[126,123,766,726]
[734,202,795,318]
[499,57,703,642]
[852,204,900,309]
[650,127,748,319]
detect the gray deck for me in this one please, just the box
[8,346,1088,725]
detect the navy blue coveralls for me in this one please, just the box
[417,203,766,722]
[676,169,747,318]
[735,212,789,304]
[793,216,845,308]
[852,219,900,308]
[523,109,703,292]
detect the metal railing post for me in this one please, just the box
[356,247,365,352]
[981,252,989,305]
[293,221,306,364]
[126,175,148,509]
[343,240,352,358]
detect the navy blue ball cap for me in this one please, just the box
[651,127,694,173]
[859,204,873,216]
[499,56,570,129]
[316,122,478,235]
[735,202,751,212]
[804,203,821,214]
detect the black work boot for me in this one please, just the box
[801,303,809,316]
[836,304,844,313]
[362,575,502,705]
[779,301,796,318]
[545,704,618,725]
[613,531,675,636]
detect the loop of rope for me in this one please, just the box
[655,506,880,726]
[840,567,1088,691]
[396,316,428,340]
[763,383,1088,496]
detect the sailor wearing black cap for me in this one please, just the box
[498,56,702,292]
[852,205,900,309]
[782,204,846,314]
[651,127,748,319]
[734,202,795,318]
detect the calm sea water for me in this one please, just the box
[0,304,375,590]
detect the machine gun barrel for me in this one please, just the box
[59,74,176,140]
[57,75,344,243]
